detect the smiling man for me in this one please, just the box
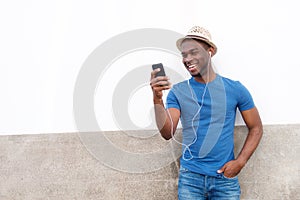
[150,26,263,199]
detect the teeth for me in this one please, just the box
[188,65,195,68]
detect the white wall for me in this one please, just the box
[0,0,299,135]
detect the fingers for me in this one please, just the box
[155,84,172,91]
[150,68,171,102]
[150,69,171,89]
[150,76,171,88]
[218,160,243,178]
[150,68,160,79]
[217,164,226,174]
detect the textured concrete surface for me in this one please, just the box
[0,124,299,199]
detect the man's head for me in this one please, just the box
[177,26,217,78]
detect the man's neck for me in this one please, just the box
[193,69,216,84]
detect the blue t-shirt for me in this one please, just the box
[166,74,254,177]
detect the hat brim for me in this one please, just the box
[176,35,217,56]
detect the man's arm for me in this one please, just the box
[150,69,180,140]
[154,102,180,140]
[218,107,263,177]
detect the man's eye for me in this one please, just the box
[191,51,199,55]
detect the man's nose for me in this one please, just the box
[183,54,193,63]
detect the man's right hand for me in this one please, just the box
[150,67,178,140]
[150,68,172,102]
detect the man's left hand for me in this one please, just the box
[217,159,245,178]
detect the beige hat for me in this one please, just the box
[176,26,217,56]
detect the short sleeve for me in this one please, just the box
[236,81,255,111]
[166,89,181,110]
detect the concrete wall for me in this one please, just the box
[0,124,299,200]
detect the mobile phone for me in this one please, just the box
[152,63,166,77]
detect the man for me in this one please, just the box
[150,26,263,199]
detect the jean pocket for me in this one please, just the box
[222,173,238,180]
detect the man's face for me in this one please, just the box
[180,39,210,77]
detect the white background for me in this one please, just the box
[0,0,299,135]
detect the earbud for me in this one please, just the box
[209,51,212,56]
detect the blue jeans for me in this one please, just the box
[178,166,241,200]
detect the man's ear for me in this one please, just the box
[209,47,215,56]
